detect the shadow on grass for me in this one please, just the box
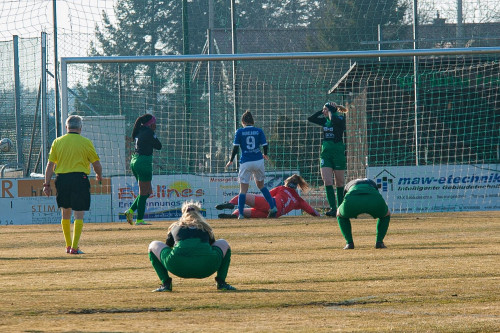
[0,256,91,261]
[67,307,172,314]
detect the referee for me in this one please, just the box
[43,115,102,255]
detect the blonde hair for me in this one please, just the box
[325,102,348,114]
[284,174,311,193]
[336,104,348,113]
[167,201,214,238]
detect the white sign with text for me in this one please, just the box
[367,164,500,213]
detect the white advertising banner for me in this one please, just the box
[112,172,298,221]
[14,196,112,225]
[0,195,112,225]
[367,164,500,213]
[0,178,112,225]
[0,198,31,226]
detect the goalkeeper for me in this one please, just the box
[148,201,236,292]
[336,178,391,249]
[307,102,348,217]
[216,174,320,218]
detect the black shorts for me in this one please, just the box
[55,172,91,211]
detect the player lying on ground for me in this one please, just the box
[336,178,391,249]
[216,174,320,219]
[148,201,236,292]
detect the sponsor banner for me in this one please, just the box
[368,164,500,213]
[0,178,112,225]
[1,179,17,198]
[0,198,30,226]
[18,195,112,225]
[16,178,111,197]
[0,195,112,225]
[112,171,298,221]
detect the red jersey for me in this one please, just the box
[270,186,319,217]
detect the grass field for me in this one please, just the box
[1,211,499,332]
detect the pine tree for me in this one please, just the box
[309,0,408,51]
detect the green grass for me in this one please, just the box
[0,211,499,332]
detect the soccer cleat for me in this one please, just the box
[215,202,235,210]
[135,220,150,225]
[66,246,71,254]
[267,207,278,218]
[375,241,387,249]
[124,209,134,225]
[152,279,172,292]
[70,247,84,254]
[343,243,354,250]
[216,281,237,291]
[237,215,245,220]
[218,213,238,219]
[325,209,337,217]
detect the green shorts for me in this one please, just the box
[320,141,346,170]
[160,239,223,279]
[338,184,389,219]
[130,154,153,182]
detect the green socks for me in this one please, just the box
[326,186,345,210]
[376,215,391,242]
[216,248,232,283]
[336,186,345,206]
[137,195,149,220]
[129,196,139,212]
[337,216,353,244]
[149,251,170,285]
[325,186,336,210]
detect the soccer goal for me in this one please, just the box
[59,47,500,221]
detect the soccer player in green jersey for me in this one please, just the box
[148,201,236,292]
[336,178,391,249]
[308,102,348,217]
[124,114,162,225]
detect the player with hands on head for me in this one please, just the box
[225,110,277,219]
[43,115,102,255]
[148,201,236,292]
[308,102,348,217]
[216,174,320,219]
[123,114,162,226]
[336,178,391,249]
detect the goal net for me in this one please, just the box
[61,49,500,221]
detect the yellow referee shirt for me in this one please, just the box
[48,133,100,174]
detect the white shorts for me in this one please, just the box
[238,159,265,184]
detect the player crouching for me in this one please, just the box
[148,201,236,292]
